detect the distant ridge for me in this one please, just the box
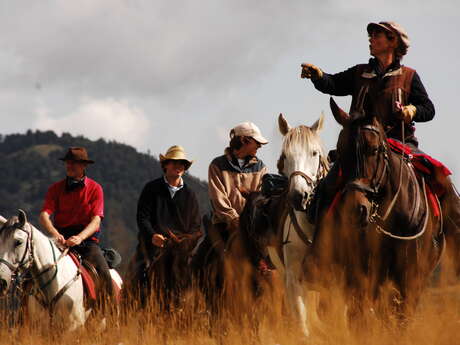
[0,130,209,271]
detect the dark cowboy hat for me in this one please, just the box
[59,147,95,164]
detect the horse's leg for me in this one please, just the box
[54,279,87,331]
[283,235,310,338]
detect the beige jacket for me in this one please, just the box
[208,150,267,226]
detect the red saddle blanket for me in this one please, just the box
[386,139,451,177]
[69,252,97,301]
[328,139,450,218]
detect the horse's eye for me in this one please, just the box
[312,150,318,157]
[14,240,22,247]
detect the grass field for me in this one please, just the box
[1,274,459,345]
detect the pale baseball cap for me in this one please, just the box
[230,122,269,145]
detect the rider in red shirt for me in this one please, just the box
[39,147,113,307]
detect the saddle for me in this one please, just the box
[68,252,122,305]
[69,252,98,303]
[387,138,451,197]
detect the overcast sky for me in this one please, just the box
[1,0,459,186]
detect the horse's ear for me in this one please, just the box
[311,112,325,132]
[17,209,27,229]
[330,97,351,126]
[278,113,291,136]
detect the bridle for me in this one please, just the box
[0,224,34,278]
[345,123,430,240]
[283,155,328,247]
[0,222,80,313]
[287,155,328,209]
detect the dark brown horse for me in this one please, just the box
[309,98,444,324]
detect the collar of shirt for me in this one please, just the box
[368,57,401,77]
[65,175,86,191]
[163,176,184,198]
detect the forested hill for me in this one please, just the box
[0,130,210,271]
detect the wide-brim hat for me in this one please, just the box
[59,147,94,164]
[230,122,269,145]
[367,21,410,53]
[159,145,194,170]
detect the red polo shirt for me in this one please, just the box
[41,177,104,241]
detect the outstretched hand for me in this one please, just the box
[301,63,323,80]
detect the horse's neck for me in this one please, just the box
[30,224,60,272]
[387,152,426,221]
[286,209,315,243]
[388,152,419,192]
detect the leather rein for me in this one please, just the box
[347,124,431,240]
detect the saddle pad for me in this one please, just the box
[69,252,97,301]
[110,269,123,303]
[387,139,452,177]
[425,183,441,218]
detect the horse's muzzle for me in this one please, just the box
[289,190,310,211]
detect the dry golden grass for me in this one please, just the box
[1,273,459,345]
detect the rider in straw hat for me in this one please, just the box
[126,145,202,305]
[39,147,114,308]
[301,21,460,235]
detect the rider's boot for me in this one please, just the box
[436,173,460,278]
[307,162,341,224]
[434,171,460,236]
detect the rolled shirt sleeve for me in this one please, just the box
[90,183,104,219]
[41,185,57,215]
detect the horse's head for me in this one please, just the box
[330,97,389,227]
[278,113,328,211]
[0,210,33,296]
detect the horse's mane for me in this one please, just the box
[0,216,20,236]
[278,125,328,174]
[0,215,56,248]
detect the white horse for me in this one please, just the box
[267,113,328,337]
[0,210,121,330]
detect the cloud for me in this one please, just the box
[0,1,459,186]
[34,98,151,147]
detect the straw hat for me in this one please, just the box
[59,147,94,164]
[159,145,193,170]
[230,122,269,145]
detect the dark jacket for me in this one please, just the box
[136,177,201,258]
[312,58,435,145]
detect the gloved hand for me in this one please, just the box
[301,63,323,80]
[396,103,417,124]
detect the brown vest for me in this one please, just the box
[350,64,416,144]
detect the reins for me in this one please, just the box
[354,121,432,240]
